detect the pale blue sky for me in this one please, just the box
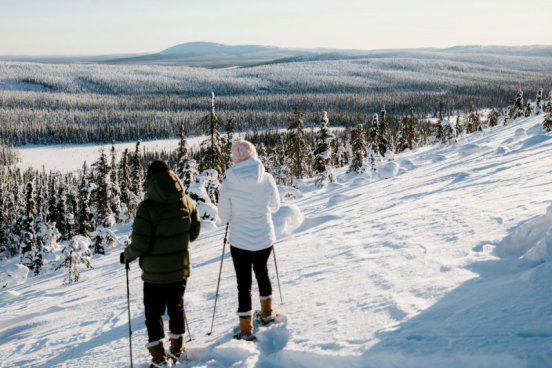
[0,0,550,55]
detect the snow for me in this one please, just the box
[1,115,552,367]
[378,161,399,179]
[16,137,203,173]
[0,263,29,289]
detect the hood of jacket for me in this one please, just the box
[144,170,185,203]
[227,157,266,186]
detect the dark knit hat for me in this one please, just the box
[146,160,170,179]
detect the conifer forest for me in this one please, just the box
[1,55,552,282]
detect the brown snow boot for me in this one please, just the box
[260,297,273,318]
[259,297,275,325]
[168,333,185,361]
[233,316,256,341]
[146,339,169,367]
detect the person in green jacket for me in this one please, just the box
[120,160,200,367]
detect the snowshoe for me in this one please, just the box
[149,360,171,368]
[168,349,192,365]
[232,331,257,342]
[254,310,286,326]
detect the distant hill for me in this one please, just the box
[2,42,551,68]
[105,43,552,68]
[105,42,313,68]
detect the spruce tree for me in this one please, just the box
[287,107,308,183]
[543,92,552,131]
[397,108,417,151]
[348,125,366,173]
[55,182,69,241]
[313,111,335,187]
[110,142,122,223]
[535,88,544,115]
[378,106,389,157]
[92,149,115,255]
[199,92,226,178]
[223,118,235,170]
[488,108,499,127]
[175,126,190,181]
[129,142,144,216]
[77,174,93,237]
[466,105,481,133]
[510,88,524,119]
[1,192,18,257]
[366,113,382,172]
[20,179,42,275]
[119,150,132,221]
[46,175,59,226]
[174,127,198,192]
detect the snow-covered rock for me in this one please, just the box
[272,203,304,239]
[0,263,29,289]
[379,162,399,179]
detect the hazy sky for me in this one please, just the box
[0,0,550,55]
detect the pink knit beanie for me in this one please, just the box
[231,140,258,164]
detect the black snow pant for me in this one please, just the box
[230,245,273,315]
[143,279,187,342]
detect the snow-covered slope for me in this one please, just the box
[2,115,552,367]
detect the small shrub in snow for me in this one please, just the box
[56,235,93,284]
[90,226,118,255]
[440,119,457,145]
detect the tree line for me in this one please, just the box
[1,88,551,286]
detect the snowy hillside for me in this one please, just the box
[1,114,552,367]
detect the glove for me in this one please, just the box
[119,252,126,265]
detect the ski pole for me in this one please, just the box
[183,304,193,343]
[125,261,134,368]
[206,223,229,336]
[272,246,284,305]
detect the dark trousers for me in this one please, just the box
[143,280,186,342]
[230,245,273,314]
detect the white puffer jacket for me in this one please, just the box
[218,157,280,251]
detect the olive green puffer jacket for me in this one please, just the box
[124,170,200,284]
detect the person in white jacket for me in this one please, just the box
[218,139,281,341]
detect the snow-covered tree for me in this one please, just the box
[109,142,122,223]
[543,91,552,131]
[118,151,132,221]
[0,192,18,257]
[397,108,417,152]
[56,235,93,284]
[535,88,544,115]
[524,101,532,117]
[90,226,117,256]
[91,150,115,255]
[313,111,336,188]
[377,106,389,157]
[20,179,42,275]
[174,127,197,191]
[366,113,383,172]
[510,89,524,119]
[348,125,366,173]
[466,105,481,133]
[187,170,219,221]
[440,119,457,145]
[199,92,226,177]
[77,174,93,238]
[287,107,308,182]
[129,142,144,217]
[488,108,499,127]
